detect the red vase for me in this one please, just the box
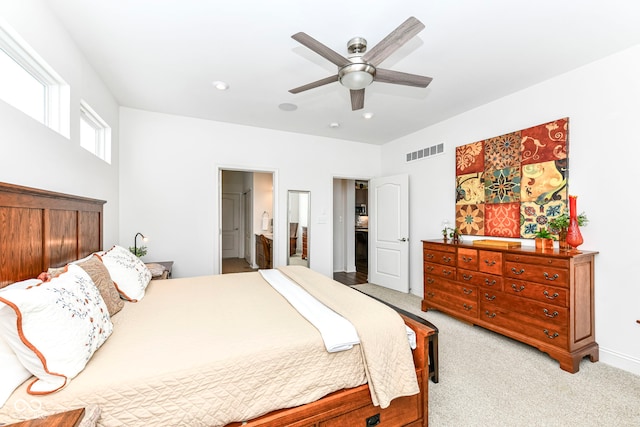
[565,195,583,249]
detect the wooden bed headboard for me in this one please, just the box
[0,182,106,288]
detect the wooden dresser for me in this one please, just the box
[421,239,598,373]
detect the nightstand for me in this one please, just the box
[5,408,85,427]
[146,261,173,279]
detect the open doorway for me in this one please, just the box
[332,178,368,285]
[220,169,274,274]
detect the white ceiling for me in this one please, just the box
[46,0,640,145]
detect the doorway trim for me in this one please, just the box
[217,165,278,275]
[331,174,372,279]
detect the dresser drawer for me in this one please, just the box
[423,249,456,266]
[424,262,456,279]
[505,261,568,286]
[424,288,478,317]
[478,250,503,275]
[457,248,478,270]
[457,268,503,291]
[483,290,569,325]
[504,278,568,307]
[479,300,568,348]
[505,253,569,269]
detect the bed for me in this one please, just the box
[0,182,434,427]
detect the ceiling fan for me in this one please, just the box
[289,16,433,111]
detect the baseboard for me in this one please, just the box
[599,347,640,376]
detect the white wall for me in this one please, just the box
[381,44,640,375]
[119,107,381,279]
[0,0,120,247]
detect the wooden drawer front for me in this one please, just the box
[457,268,503,291]
[424,248,456,266]
[505,261,568,286]
[424,288,478,317]
[505,253,569,269]
[320,390,420,427]
[478,250,503,275]
[423,241,455,253]
[479,300,569,348]
[484,291,568,325]
[504,279,568,307]
[457,248,478,270]
[425,275,476,299]
[424,262,456,280]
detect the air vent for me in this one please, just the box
[406,143,444,162]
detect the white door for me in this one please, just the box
[221,193,241,258]
[368,174,409,292]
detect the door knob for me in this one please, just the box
[398,237,408,242]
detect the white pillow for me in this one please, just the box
[0,329,32,408]
[0,279,41,408]
[98,245,151,302]
[0,265,113,394]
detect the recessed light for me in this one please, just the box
[329,122,340,128]
[278,103,298,111]
[362,112,374,119]
[212,81,229,90]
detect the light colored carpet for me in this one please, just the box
[353,283,640,427]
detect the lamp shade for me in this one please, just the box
[339,63,375,90]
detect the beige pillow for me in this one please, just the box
[76,255,124,316]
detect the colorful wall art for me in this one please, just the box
[455,118,568,239]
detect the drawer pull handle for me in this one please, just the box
[442,256,452,263]
[426,265,434,272]
[543,290,559,300]
[442,269,452,276]
[544,272,559,281]
[463,303,473,311]
[485,310,496,318]
[511,284,525,293]
[462,288,473,295]
[543,329,559,339]
[543,309,559,318]
[462,274,473,281]
[484,293,496,301]
[511,267,525,275]
[484,259,496,266]
[485,279,496,286]
[426,277,434,284]
[426,254,434,259]
[462,256,473,263]
[426,292,435,298]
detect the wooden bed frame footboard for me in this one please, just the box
[228,313,433,427]
[0,182,432,427]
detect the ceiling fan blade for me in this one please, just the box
[362,16,425,66]
[374,68,433,88]
[350,89,365,110]
[292,32,351,67]
[289,75,339,94]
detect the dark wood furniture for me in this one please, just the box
[302,226,308,260]
[422,239,598,373]
[0,182,433,427]
[255,234,272,269]
[0,182,105,287]
[289,222,298,256]
[5,408,86,427]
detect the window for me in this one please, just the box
[80,100,111,163]
[0,21,70,137]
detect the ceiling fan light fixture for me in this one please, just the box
[339,63,375,90]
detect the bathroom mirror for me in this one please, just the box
[287,190,310,267]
